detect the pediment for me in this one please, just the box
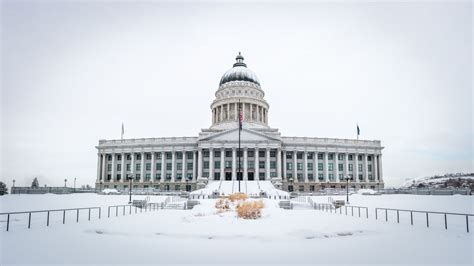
[199,128,280,142]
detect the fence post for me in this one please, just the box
[444,214,447,230]
[116,206,118,217]
[466,215,469,233]
[397,210,399,223]
[99,208,101,219]
[123,206,125,216]
[358,207,361,218]
[410,211,413,225]
[135,206,137,213]
[63,210,66,224]
[47,211,50,226]
[375,209,378,220]
[385,209,388,222]
[76,209,79,223]
[108,207,110,218]
[130,205,132,214]
[28,212,31,229]
[352,206,354,216]
[6,214,10,231]
[88,208,91,221]
[366,208,368,219]
[426,213,429,228]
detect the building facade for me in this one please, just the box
[95,53,384,192]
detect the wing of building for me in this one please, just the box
[96,53,384,192]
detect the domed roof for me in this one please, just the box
[219,52,260,86]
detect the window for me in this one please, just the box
[156,163,161,170]
[270,161,276,169]
[108,155,112,161]
[146,154,151,160]
[225,161,232,168]
[166,173,171,180]
[297,152,303,159]
[186,173,193,180]
[328,163,333,171]
[307,153,313,159]
[359,174,363,180]
[270,151,276,157]
[117,155,122,161]
[317,153,323,160]
[248,161,254,169]
[358,155,362,161]
[248,150,254,157]
[259,161,265,169]
[203,150,209,157]
[328,154,334,160]
[318,173,324,180]
[117,164,121,171]
[368,155,372,161]
[297,163,303,170]
[157,153,162,160]
[286,152,293,159]
[259,172,265,180]
[270,172,277,177]
[177,163,182,170]
[299,185,304,192]
[368,165,372,172]
[287,173,293,178]
[155,173,161,180]
[175,185,181,191]
[349,164,353,171]
[369,174,373,180]
[187,152,193,160]
[146,163,151,171]
[136,154,141,160]
[338,164,343,171]
[126,164,131,171]
[339,174,344,180]
[308,173,313,180]
[214,151,220,157]
[145,173,151,180]
[176,173,182,180]
[107,174,111,180]
[176,152,183,159]
[116,174,121,180]
[166,163,172,171]
[203,161,209,169]
[126,154,131,160]
[358,164,363,172]
[259,151,265,158]
[329,173,334,180]
[297,173,303,181]
[338,154,344,160]
[349,154,353,161]
[136,164,141,171]
[187,163,193,170]
[135,174,141,180]
[214,172,220,180]
[307,163,313,171]
[166,152,172,159]
[286,162,293,170]
[214,161,220,169]
[107,164,112,171]
[225,150,232,157]
[318,163,323,171]
[309,185,315,192]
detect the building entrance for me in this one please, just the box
[225,172,232,180]
[248,172,254,181]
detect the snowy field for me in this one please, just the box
[0,194,473,265]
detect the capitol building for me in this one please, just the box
[96,53,384,192]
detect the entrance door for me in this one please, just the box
[248,172,254,181]
[225,172,232,180]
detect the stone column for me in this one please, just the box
[232,148,237,180]
[344,152,349,179]
[364,154,368,182]
[235,104,238,121]
[131,152,135,180]
[373,154,378,181]
[293,150,297,182]
[121,152,125,183]
[314,152,318,182]
[354,153,359,183]
[379,154,383,182]
[161,151,166,183]
[303,151,308,182]
[140,152,145,182]
[323,152,328,182]
[255,148,259,180]
[97,153,101,182]
[266,148,270,180]
[197,149,202,180]
[335,152,339,182]
[277,148,282,179]
[220,148,225,180]
[226,104,230,121]
[182,151,187,182]
[111,153,116,182]
[243,148,248,180]
[209,148,214,181]
[151,152,155,183]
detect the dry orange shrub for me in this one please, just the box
[215,198,230,212]
[228,193,248,202]
[236,200,264,219]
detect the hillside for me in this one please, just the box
[401,173,474,190]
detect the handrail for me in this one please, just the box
[0,207,100,215]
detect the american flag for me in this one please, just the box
[239,108,243,130]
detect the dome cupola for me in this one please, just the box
[219,52,260,86]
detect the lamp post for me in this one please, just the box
[74,177,77,192]
[12,179,15,188]
[344,176,351,204]
[99,180,103,193]
[64,179,67,187]
[127,174,133,204]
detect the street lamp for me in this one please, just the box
[64,179,67,187]
[12,179,15,188]
[74,177,77,192]
[127,174,133,204]
[344,175,351,204]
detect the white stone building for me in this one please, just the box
[95,53,384,192]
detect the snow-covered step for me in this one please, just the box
[163,202,186,210]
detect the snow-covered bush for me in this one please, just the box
[229,192,248,202]
[215,198,231,213]
[236,200,264,219]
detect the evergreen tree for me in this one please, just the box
[0,181,8,195]
[31,177,39,188]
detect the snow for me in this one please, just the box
[0,193,473,265]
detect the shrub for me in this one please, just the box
[215,198,230,213]
[229,192,248,202]
[236,200,264,219]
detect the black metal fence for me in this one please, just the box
[1,202,164,232]
[0,207,101,231]
[314,203,369,218]
[375,207,473,233]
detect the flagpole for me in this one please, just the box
[238,100,241,193]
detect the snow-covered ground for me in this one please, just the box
[190,180,289,198]
[0,194,473,265]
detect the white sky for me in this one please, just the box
[1,0,472,188]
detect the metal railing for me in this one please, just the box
[107,203,163,218]
[375,207,473,233]
[313,203,369,218]
[0,207,101,231]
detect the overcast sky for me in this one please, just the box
[1,0,472,188]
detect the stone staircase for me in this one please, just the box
[162,196,187,210]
